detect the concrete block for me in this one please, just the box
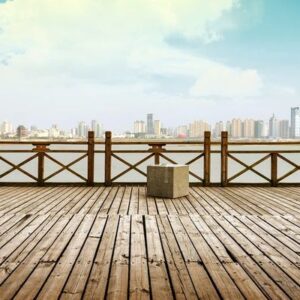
[147,164,189,198]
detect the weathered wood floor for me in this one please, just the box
[0,185,299,299]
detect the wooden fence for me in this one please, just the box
[0,131,300,186]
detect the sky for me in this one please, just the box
[0,0,299,131]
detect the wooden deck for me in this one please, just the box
[0,186,299,299]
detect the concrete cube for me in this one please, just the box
[147,164,189,198]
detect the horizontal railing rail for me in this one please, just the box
[0,131,300,186]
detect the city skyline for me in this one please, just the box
[1,106,300,139]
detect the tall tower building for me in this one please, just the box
[279,120,289,138]
[154,120,161,136]
[231,119,242,138]
[242,119,255,138]
[269,114,279,138]
[290,107,300,138]
[147,114,154,134]
[254,120,264,138]
[213,121,224,138]
[78,121,88,138]
[134,121,146,134]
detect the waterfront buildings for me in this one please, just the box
[291,107,300,138]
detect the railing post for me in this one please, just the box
[105,131,112,186]
[221,131,228,187]
[87,131,95,186]
[271,153,278,187]
[204,131,211,186]
[153,145,162,165]
[34,144,48,186]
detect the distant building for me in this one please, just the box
[242,119,255,138]
[154,120,161,136]
[231,119,242,138]
[290,107,300,138]
[0,121,14,135]
[147,113,154,134]
[189,120,210,138]
[176,125,188,138]
[279,120,289,138]
[78,121,88,138]
[269,114,279,138]
[226,121,231,136]
[213,121,225,138]
[254,120,264,138]
[91,120,103,138]
[16,125,27,139]
[134,120,146,134]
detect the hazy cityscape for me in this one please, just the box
[1,107,300,140]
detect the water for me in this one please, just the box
[0,144,300,183]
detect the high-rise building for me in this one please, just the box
[147,113,154,134]
[49,124,60,138]
[226,121,231,136]
[231,119,242,138]
[189,120,210,138]
[269,114,279,138]
[279,120,289,138]
[213,121,225,138]
[242,119,255,138]
[16,125,27,139]
[134,121,146,134]
[78,121,88,138]
[254,120,264,138]
[91,120,103,138]
[0,121,14,135]
[290,107,300,138]
[154,120,161,136]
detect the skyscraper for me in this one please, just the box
[290,107,300,138]
[134,121,146,134]
[147,114,154,134]
[231,119,242,138]
[189,120,210,138]
[78,121,88,138]
[254,120,264,138]
[154,120,161,136]
[269,114,279,138]
[91,120,103,138]
[242,119,255,138]
[279,120,289,138]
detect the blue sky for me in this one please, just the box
[0,0,299,131]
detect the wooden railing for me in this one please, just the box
[0,130,300,186]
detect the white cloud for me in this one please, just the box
[0,0,239,75]
[190,65,263,98]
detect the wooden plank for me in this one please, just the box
[128,186,139,215]
[203,215,289,299]
[118,186,132,215]
[107,215,131,299]
[35,215,96,299]
[190,214,268,299]
[226,215,300,284]
[138,186,148,215]
[62,216,107,299]
[178,215,244,299]
[0,215,72,299]
[144,215,173,299]
[166,215,220,299]
[13,214,85,299]
[84,215,119,299]
[215,215,300,299]
[157,215,198,299]
[129,215,150,299]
